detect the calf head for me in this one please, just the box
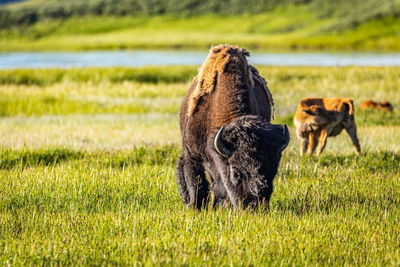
[211,115,289,208]
[380,101,393,112]
[301,105,335,125]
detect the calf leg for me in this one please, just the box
[300,137,309,156]
[182,157,210,209]
[296,126,309,156]
[307,131,319,155]
[344,123,361,156]
[315,129,328,156]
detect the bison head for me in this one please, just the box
[211,115,289,208]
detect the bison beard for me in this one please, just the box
[176,45,289,210]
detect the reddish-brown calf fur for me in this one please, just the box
[359,100,393,112]
[293,97,361,156]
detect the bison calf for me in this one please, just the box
[293,97,361,156]
[360,100,393,112]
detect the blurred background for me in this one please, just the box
[1,0,400,52]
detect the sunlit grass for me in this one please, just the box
[0,114,180,150]
[0,147,399,265]
[0,65,399,265]
[1,66,399,124]
[1,114,400,153]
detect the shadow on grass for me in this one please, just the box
[312,151,400,172]
[2,146,398,172]
[0,67,197,86]
[0,145,181,169]
[275,151,400,215]
[0,148,84,169]
[272,187,399,216]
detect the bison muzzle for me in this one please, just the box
[176,44,289,210]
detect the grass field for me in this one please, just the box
[0,66,399,265]
[1,7,400,51]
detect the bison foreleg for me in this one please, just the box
[176,155,190,204]
[182,157,210,209]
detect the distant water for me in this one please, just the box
[1,50,400,69]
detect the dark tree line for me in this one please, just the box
[1,0,399,29]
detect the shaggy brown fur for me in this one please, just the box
[293,97,360,156]
[187,44,273,117]
[249,65,274,119]
[177,44,289,210]
[359,100,394,112]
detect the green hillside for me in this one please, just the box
[1,0,400,51]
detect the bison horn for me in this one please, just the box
[214,126,232,158]
[280,124,290,152]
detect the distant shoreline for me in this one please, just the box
[1,14,400,52]
[2,51,400,69]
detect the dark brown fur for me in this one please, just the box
[176,45,289,210]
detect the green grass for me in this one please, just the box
[1,7,400,51]
[1,66,399,125]
[0,66,399,265]
[0,66,196,85]
[1,148,399,265]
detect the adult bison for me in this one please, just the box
[176,44,290,210]
[293,97,361,156]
